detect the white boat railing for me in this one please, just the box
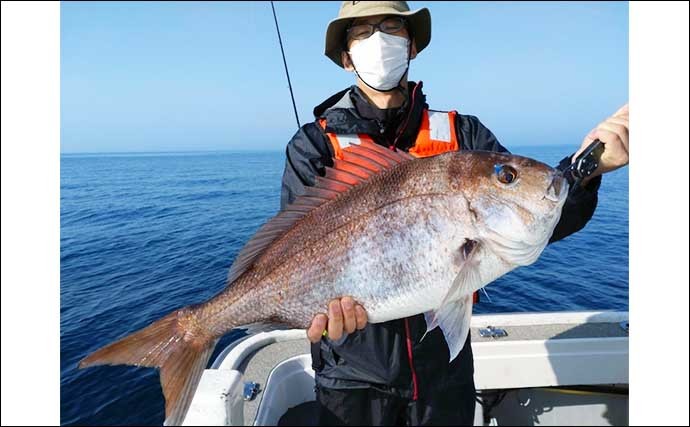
[183,310,628,426]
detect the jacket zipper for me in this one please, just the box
[404,317,419,401]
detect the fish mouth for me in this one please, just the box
[544,172,569,203]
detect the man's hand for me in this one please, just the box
[307,296,368,343]
[574,103,629,186]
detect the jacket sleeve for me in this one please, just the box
[280,122,334,211]
[454,114,600,244]
[455,114,510,153]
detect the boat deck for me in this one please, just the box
[232,312,628,425]
[238,339,309,425]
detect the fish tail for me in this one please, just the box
[78,307,217,426]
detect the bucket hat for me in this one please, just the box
[324,1,431,68]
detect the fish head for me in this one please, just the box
[447,151,569,266]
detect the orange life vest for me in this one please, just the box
[320,109,459,159]
[318,108,480,304]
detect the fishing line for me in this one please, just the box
[270,1,301,128]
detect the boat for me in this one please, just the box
[181,310,629,426]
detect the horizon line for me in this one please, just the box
[60,143,577,156]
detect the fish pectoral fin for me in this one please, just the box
[422,249,481,344]
[432,295,474,361]
[421,311,439,342]
[440,251,483,308]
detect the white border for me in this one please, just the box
[1,2,60,426]
[629,2,689,426]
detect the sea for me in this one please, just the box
[60,146,628,425]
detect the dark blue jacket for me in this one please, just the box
[279,81,601,397]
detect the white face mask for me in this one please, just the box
[348,31,410,92]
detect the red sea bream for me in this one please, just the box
[79,142,568,425]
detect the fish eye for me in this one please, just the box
[494,164,518,185]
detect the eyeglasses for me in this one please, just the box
[346,16,408,41]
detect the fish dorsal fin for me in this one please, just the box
[225,141,413,285]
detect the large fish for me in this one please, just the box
[79,142,568,425]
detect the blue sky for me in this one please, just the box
[61,1,628,153]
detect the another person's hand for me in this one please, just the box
[307,296,368,343]
[574,103,629,185]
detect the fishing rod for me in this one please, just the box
[565,139,605,189]
[270,1,301,129]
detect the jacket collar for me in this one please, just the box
[313,81,428,151]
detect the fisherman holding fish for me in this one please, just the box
[280,1,630,425]
[79,2,629,425]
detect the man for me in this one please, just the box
[279,2,629,425]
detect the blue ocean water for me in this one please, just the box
[60,147,628,426]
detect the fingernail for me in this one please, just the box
[342,299,353,310]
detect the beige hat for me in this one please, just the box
[325,1,431,68]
